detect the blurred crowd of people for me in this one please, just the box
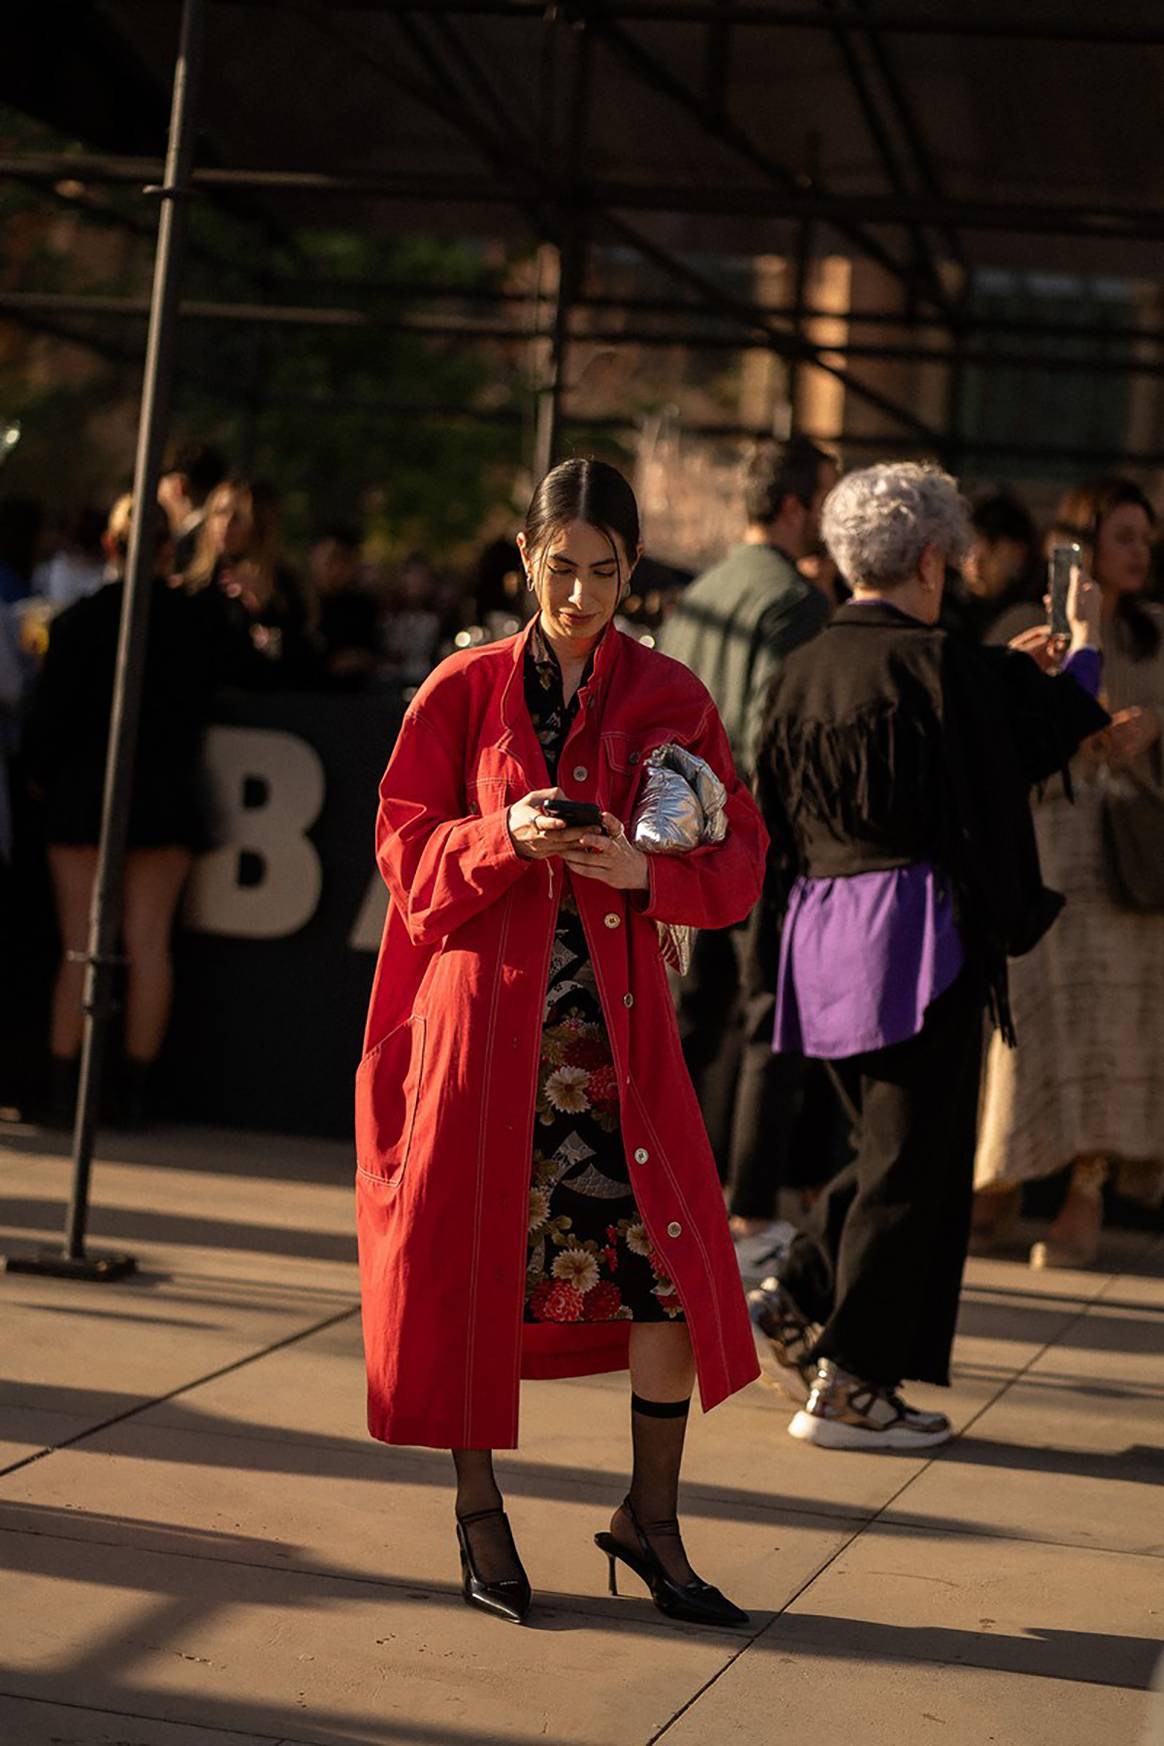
[0,445,523,696]
[0,439,672,1127]
[0,432,1161,1312]
[654,443,1164,1449]
[657,443,1164,1341]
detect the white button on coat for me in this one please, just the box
[666,1221,682,1238]
[604,912,621,929]
[633,1147,649,1164]
[573,764,589,782]
[623,992,634,1008]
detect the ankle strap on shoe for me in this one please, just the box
[456,1506,505,1527]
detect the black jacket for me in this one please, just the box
[24,577,216,849]
[754,601,1109,1036]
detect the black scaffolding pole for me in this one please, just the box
[6,0,207,1282]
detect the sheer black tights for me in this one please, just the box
[453,1392,695,1588]
[451,1449,523,1585]
[610,1392,695,1585]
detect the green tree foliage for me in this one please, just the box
[0,106,529,556]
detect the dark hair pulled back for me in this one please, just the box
[523,458,640,593]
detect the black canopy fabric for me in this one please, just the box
[8,2,1164,276]
[5,2,1164,478]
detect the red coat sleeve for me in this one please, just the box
[638,702,769,930]
[376,701,530,947]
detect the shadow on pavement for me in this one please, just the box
[933,1433,1164,1486]
[0,1196,357,1265]
[768,1611,1162,1689]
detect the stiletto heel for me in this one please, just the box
[594,1499,749,1628]
[605,1552,619,1596]
[455,1508,531,1624]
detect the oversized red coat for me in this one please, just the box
[356,617,767,1449]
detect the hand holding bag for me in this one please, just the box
[629,743,728,973]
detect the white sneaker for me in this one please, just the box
[788,1361,953,1451]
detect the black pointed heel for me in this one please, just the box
[455,1507,531,1624]
[595,1498,750,1628]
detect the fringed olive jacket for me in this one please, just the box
[754,600,1109,1038]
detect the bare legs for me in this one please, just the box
[122,848,193,1062]
[628,1320,696,1402]
[48,847,97,1061]
[48,844,193,1063]
[969,1182,1022,1246]
[1031,1154,1107,1269]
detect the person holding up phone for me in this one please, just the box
[355,458,767,1628]
[974,478,1164,1266]
[751,463,1107,1449]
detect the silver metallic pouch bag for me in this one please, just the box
[629,743,728,973]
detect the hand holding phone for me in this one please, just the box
[1047,542,1082,642]
[541,797,604,829]
[507,788,604,860]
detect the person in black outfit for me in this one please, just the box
[750,463,1108,1449]
[24,495,214,1124]
[942,490,1041,643]
[184,478,315,688]
[309,522,381,689]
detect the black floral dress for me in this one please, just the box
[523,626,683,1326]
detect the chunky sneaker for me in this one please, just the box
[788,1361,953,1450]
[746,1278,819,1404]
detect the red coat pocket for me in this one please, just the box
[355,1015,428,1187]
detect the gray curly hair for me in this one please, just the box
[820,461,971,592]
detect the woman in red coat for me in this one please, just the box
[356,460,767,1627]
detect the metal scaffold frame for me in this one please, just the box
[2,2,1163,1272]
[3,2,1163,470]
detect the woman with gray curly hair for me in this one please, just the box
[749,461,1108,1449]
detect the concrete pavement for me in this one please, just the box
[1,1123,1161,1746]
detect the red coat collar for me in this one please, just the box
[497,612,624,751]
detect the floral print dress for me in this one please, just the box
[523,626,684,1326]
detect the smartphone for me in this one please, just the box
[1048,542,1081,640]
[541,797,603,828]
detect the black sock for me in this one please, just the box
[619,1393,694,1584]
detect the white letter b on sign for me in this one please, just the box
[186,727,325,939]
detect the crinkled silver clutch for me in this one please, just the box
[629,744,728,973]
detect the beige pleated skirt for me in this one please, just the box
[974,775,1164,1204]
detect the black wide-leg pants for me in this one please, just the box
[675,919,849,1210]
[777,969,985,1389]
